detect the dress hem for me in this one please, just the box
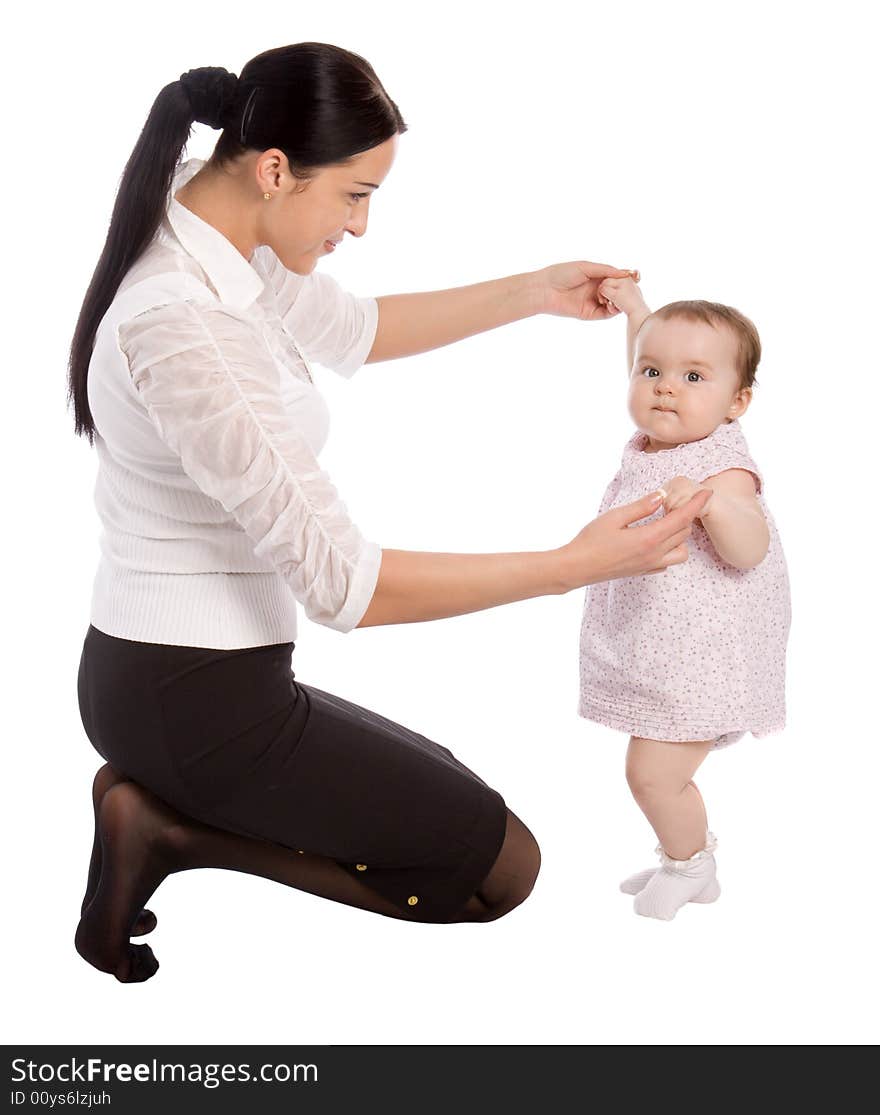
[577,699,785,747]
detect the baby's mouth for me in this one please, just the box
[653,406,677,414]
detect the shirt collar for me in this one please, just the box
[625,418,743,456]
[164,157,266,310]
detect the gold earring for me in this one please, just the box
[263,192,272,200]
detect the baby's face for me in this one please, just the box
[627,317,751,451]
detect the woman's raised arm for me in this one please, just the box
[366,261,638,363]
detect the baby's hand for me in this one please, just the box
[660,476,714,517]
[598,276,648,317]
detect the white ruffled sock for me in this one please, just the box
[632,832,721,921]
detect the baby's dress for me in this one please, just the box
[578,419,790,748]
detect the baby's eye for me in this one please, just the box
[642,367,659,378]
[686,371,703,383]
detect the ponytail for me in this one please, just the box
[67,43,406,444]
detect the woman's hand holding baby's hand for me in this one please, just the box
[597,276,649,317]
[660,476,714,517]
[532,261,640,319]
[555,487,713,591]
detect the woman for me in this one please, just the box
[70,42,710,982]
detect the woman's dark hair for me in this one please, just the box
[68,42,407,444]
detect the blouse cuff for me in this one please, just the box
[320,540,383,632]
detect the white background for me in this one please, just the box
[3,0,876,1045]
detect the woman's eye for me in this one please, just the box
[349,192,369,203]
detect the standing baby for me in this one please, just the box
[578,276,791,920]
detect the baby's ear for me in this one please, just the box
[729,387,752,418]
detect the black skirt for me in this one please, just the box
[76,624,509,923]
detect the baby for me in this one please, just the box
[578,276,791,921]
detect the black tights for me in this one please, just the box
[76,763,542,982]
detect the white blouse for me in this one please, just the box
[86,157,382,649]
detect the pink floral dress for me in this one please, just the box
[578,419,791,748]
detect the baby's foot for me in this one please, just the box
[75,781,185,982]
[619,868,657,895]
[633,847,720,921]
[81,763,157,936]
[620,866,723,897]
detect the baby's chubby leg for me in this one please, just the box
[624,736,720,919]
[625,736,713,859]
[619,777,705,894]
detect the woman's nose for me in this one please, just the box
[345,213,369,238]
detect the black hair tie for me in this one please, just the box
[179,67,240,130]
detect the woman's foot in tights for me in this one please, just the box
[81,763,157,937]
[74,780,192,982]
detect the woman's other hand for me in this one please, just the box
[555,487,713,590]
[533,261,641,319]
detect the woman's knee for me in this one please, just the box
[472,810,541,922]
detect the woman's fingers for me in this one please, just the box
[615,490,667,526]
[562,485,707,590]
[654,488,712,534]
[582,261,640,280]
[643,542,690,575]
[657,524,692,555]
[614,489,709,578]
[663,542,690,565]
[613,486,707,529]
[643,492,710,566]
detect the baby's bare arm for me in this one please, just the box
[700,470,770,569]
[598,276,651,373]
[625,307,652,374]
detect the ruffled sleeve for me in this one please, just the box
[115,299,383,633]
[254,246,379,378]
[689,420,763,494]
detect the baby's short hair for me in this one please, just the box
[641,301,761,391]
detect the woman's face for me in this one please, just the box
[257,134,398,274]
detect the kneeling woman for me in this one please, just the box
[69,42,708,981]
